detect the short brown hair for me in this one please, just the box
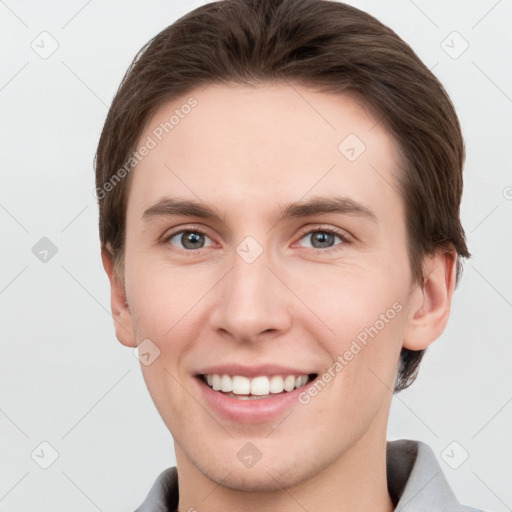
[95,0,470,392]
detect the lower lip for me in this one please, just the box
[196,377,313,424]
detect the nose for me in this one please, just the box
[209,245,292,343]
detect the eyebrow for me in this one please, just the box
[143,198,221,221]
[276,196,377,223]
[142,196,377,224]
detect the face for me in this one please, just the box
[119,83,424,491]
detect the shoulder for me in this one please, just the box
[133,467,179,512]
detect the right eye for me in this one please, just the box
[165,228,216,251]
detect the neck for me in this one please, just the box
[176,428,394,512]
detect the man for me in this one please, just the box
[95,1,483,510]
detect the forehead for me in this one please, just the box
[128,82,402,218]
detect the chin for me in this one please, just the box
[192,451,318,493]
[218,474,289,493]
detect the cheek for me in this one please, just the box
[125,258,213,338]
[302,281,405,437]
[293,264,407,334]
[125,262,219,412]
[291,267,407,388]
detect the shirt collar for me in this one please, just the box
[386,439,479,511]
[135,439,482,512]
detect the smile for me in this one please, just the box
[201,373,316,399]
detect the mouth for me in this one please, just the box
[199,373,318,400]
[194,365,320,422]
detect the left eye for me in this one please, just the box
[167,230,215,250]
[298,230,345,249]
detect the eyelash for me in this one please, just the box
[162,224,351,254]
[294,225,350,251]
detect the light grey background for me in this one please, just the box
[1,1,511,511]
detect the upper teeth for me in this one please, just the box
[205,374,309,396]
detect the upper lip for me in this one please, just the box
[195,364,316,378]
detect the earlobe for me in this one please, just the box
[403,249,458,351]
[101,245,137,348]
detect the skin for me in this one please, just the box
[102,82,457,512]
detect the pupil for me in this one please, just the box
[313,232,333,248]
[183,232,203,249]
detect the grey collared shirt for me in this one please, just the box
[134,439,485,511]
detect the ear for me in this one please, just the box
[101,245,137,348]
[402,249,458,351]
